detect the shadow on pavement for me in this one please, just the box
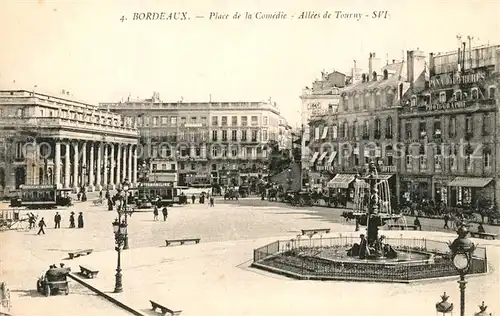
[11,289,42,298]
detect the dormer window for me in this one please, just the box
[362,74,366,82]
[454,90,462,101]
[439,92,446,103]
[471,88,479,100]
[372,71,377,81]
[383,69,388,80]
[489,86,496,99]
[410,96,417,107]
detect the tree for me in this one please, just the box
[267,140,291,177]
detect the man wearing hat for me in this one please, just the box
[69,212,75,228]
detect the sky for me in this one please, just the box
[1,0,499,126]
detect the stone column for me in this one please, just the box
[81,141,87,187]
[64,142,70,188]
[89,142,95,191]
[128,145,133,182]
[96,143,102,190]
[103,144,108,189]
[72,141,79,189]
[116,144,122,186]
[109,143,115,189]
[132,146,138,184]
[122,145,127,182]
[54,141,61,189]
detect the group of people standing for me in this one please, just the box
[34,211,85,235]
[190,193,215,207]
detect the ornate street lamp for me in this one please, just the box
[473,302,492,316]
[112,217,127,293]
[435,292,454,316]
[448,221,476,316]
[118,178,132,250]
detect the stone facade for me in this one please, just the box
[0,90,139,197]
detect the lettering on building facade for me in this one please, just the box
[429,71,486,89]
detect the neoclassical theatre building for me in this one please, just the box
[0,89,139,197]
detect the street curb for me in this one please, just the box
[68,273,145,316]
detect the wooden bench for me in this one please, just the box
[301,228,331,235]
[68,249,93,259]
[165,238,200,247]
[387,224,418,231]
[150,300,182,316]
[79,265,99,279]
[470,232,497,240]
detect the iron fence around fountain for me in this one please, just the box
[252,237,488,282]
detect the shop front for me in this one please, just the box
[400,175,433,204]
[447,177,494,207]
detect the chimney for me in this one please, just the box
[407,49,427,90]
[392,59,396,64]
[351,60,361,84]
[429,53,435,76]
[368,52,381,81]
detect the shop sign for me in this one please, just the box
[429,71,486,89]
[425,100,466,111]
[401,176,430,182]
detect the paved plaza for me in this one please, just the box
[1,197,499,316]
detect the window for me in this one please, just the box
[385,117,393,138]
[231,147,238,157]
[383,69,388,80]
[314,127,320,140]
[405,147,411,169]
[353,95,360,110]
[231,116,237,126]
[450,145,457,171]
[352,122,358,139]
[180,117,186,125]
[375,93,381,108]
[191,117,197,123]
[222,146,228,157]
[251,116,258,126]
[438,92,446,103]
[434,119,442,137]
[482,113,490,136]
[405,122,412,139]
[221,116,228,126]
[170,117,177,126]
[231,130,237,141]
[241,130,247,141]
[212,130,218,141]
[449,116,456,138]
[419,120,426,139]
[434,145,442,171]
[161,116,168,125]
[489,86,496,99]
[263,116,268,125]
[191,163,196,170]
[471,88,478,100]
[262,130,268,141]
[251,130,258,141]
[419,145,427,170]
[201,116,207,126]
[332,125,338,139]
[343,95,349,111]
[363,120,369,138]
[455,90,462,101]
[465,145,473,172]
[363,93,370,109]
[374,118,381,138]
[411,96,417,107]
[483,148,491,168]
[171,164,176,170]
[465,114,473,134]
[343,121,349,138]
[211,147,218,158]
[152,116,158,125]
[386,90,394,107]
[241,116,248,126]
[222,130,228,141]
[196,147,201,156]
[212,116,218,126]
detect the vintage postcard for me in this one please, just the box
[0,0,499,315]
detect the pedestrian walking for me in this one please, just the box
[209,196,214,207]
[414,216,422,231]
[37,218,46,235]
[153,205,159,221]
[162,206,168,221]
[77,212,84,228]
[69,212,75,228]
[54,212,61,229]
[443,213,450,229]
[99,190,103,199]
[191,194,196,204]
[28,213,36,229]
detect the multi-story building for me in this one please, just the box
[307,52,427,202]
[0,89,139,197]
[277,115,293,151]
[399,44,500,206]
[101,95,283,187]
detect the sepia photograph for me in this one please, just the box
[0,0,499,315]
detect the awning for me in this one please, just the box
[448,177,493,188]
[321,127,328,139]
[310,152,319,164]
[318,152,328,162]
[327,174,355,189]
[364,174,394,181]
[327,151,337,164]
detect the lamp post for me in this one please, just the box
[435,292,454,316]
[118,178,132,250]
[448,220,476,316]
[112,178,132,293]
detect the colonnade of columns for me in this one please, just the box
[52,140,138,191]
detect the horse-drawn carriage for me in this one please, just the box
[309,189,348,208]
[36,267,71,297]
[224,187,239,200]
[238,185,250,198]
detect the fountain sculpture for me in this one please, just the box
[347,160,401,259]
